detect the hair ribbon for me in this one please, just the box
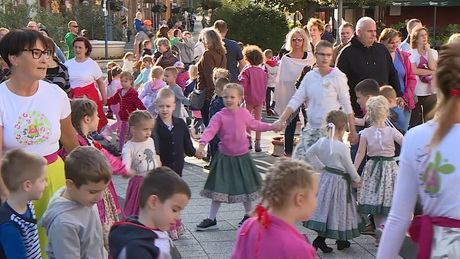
[326,122,335,154]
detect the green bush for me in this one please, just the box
[210,2,289,53]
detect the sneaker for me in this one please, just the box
[266,108,275,116]
[90,131,104,140]
[238,214,250,227]
[196,218,218,231]
[361,222,376,235]
[203,163,210,170]
[374,226,384,247]
[255,143,262,152]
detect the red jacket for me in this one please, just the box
[107,87,146,121]
[397,49,417,110]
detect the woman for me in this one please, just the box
[65,36,108,132]
[379,28,417,131]
[408,26,438,128]
[197,28,227,126]
[154,25,179,54]
[377,42,460,259]
[0,29,78,256]
[39,28,66,63]
[273,27,315,156]
[154,37,179,69]
[44,36,70,94]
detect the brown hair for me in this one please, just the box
[107,66,122,85]
[143,40,152,48]
[138,167,191,208]
[215,77,230,91]
[314,40,333,54]
[128,110,154,128]
[379,85,397,100]
[44,36,58,63]
[243,45,263,66]
[1,149,47,192]
[429,43,460,147]
[71,99,97,145]
[120,71,134,83]
[260,158,317,209]
[164,66,178,78]
[410,25,428,49]
[156,26,170,39]
[223,83,243,97]
[73,36,92,56]
[65,146,112,188]
[156,37,171,51]
[142,55,153,65]
[355,78,380,96]
[326,110,348,132]
[202,28,226,56]
[379,28,402,44]
[213,20,228,34]
[263,49,273,60]
[307,18,325,35]
[188,64,198,79]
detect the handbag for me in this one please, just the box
[189,87,206,110]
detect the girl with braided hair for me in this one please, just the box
[230,159,317,259]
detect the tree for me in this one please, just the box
[257,0,318,25]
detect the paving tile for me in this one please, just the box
[191,230,238,242]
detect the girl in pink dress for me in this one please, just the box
[102,66,123,141]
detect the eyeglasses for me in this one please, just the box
[292,37,304,42]
[23,49,51,59]
[316,53,333,58]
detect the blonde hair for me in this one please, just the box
[202,28,226,56]
[120,71,134,84]
[164,66,178,78]
[213,67,230,84]
[264,49,273,59]
[448,33,460,44]
[379,85,397,100]
[123,52,134,61]
[128,110,154,128]
[260,158,317,209]
[410,25,428,49]
[188,64,198,79]
[156,87,175,102]
[223,83,243,98]
[285,27,311,52]
[149,66,164,81]
[366,96,389,126]
[429,43,460,147]
[306,18,325,34]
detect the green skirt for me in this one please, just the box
[200,151,262,203]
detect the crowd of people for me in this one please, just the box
[0,11,460,259]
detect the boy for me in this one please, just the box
[164,67,190,119]
[0,149,47,258]
[39,147,112,259]
[109,167,191,259]
[152,88,195,176]
[263,49,279,116]
[380,85,406,133]
[354,78,381,127]
[142,40,153,57]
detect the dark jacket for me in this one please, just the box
[336,34,401,117]
[197,49,227,100]
[155,50,179,69]
[152,116,195,176]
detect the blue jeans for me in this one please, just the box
[351,125,366,175]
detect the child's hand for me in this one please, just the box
[123,169,137,179]
[195,146,206,159]
[272,120,285,133]
[352,181,360,188]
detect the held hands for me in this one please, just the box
[348,131,359,146]
[123,169,137,179]
[352,181,360,188]
[397,97,406,109]
[271,119,286,133]
[195,146,206,159]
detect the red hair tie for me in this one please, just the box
[255,204,270,228]
[450,89,460,96]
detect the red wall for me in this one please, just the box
[385,6,460,27]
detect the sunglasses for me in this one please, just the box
[71,25,79,28]
[292,37,304,42]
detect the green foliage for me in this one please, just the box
[201,0,223,10]
[211,2,289,53]
[430,23,460,47]
[390,22,405,31]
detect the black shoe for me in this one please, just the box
[196,218,218,231]
[336,240,350,250]
[203,163,210,170]
[312,237,333,253]
[238,214,250,227]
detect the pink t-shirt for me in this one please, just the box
[199,107,272,156]
[231,212,316,259]
[239,66,268,106]
[361,126,404,157]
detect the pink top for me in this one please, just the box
[239,66,268,105]
[199,107,272,156]
[361,126,404,157]
[230,212,316,259]
[107,79,122,98]
[176,71,190,91]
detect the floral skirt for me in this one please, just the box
[97,182,121,250]
[168,219,185,240]
[123,175,144,219]
[200,151,261,204]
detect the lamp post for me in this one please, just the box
[103,0,108,58]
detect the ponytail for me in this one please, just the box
[108,66,122,85]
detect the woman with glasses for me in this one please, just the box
[0,29,78,256]
[273,27,315,157]
[65,36,108,132]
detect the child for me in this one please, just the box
[122,110,161,219]
[69,99,128,249]
[263,49,279,116]
[380,85,406,133]
[134,56,153,89]
[230,159,317,259]
[164,66,190,119]
[195,83,276,230]
[354,96,404,246]
[304,110,364,253]
[139,66,166,113]
[105,62,121,119]
[153,88,196,176]
[354,79,381,127]
[239,45,268,152]
[103,66,123,141]
[213,67,230,84]
[185,65,203,138]
[109,167,190,259]
[174,61,189,90]
[142,40,153,57]
[39,147,111,258]
[0,149,47,259]
[132,60,142,81]
[122,52,135,73]
[106,72,146,152]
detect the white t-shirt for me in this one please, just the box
[122,60,134,73]
[122,138,160,176]
[378,121,460,258]
[65,58,103,89]
[0,80,71,156]
[408,49,438,96]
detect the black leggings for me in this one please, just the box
[265,87,274,110]
[409,94,437,128]
[284,114,299,155]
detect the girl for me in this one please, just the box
[175,61,189,90]
[122,110,161,218]
[104,62,120,120]
[304,110,363,253]
[354,96,404,245]
[239,45,268,152]
[230,159,317,259]
[67,99,128,249]
[139,66,166,113]
[122,52,135,73]
[195,83,275,231]
[102,66,123,142]
[134,56,153,89]
[185,65,203,139]
[107,72,146,152]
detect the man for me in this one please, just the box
[28,21,67,63]
[321,24,335,43]
[134,19,153,61]
[27,21,39,31]
[213,20,246,82]
[399,18,422,51]
[336,16,402,118]
[333,22,354,63]
[64,21,80,59]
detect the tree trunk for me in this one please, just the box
[301,1,317,26]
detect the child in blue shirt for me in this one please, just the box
[380,85,406,133]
